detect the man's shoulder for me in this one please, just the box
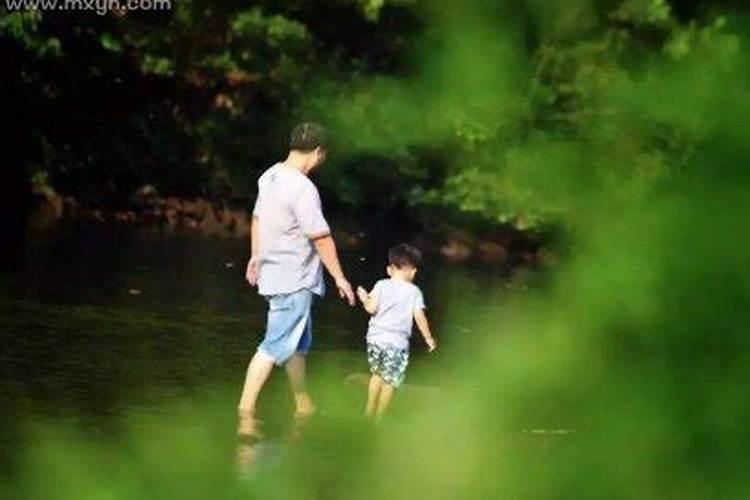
[257,163,281,185]
[258,164,317,192]
[296,172,318,192]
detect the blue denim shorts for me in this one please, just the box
[367,343,409,388]
[258,289,314,366]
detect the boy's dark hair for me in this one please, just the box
[290,122,328,152]
[388,243,422,269]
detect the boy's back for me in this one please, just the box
[367,278,425,350]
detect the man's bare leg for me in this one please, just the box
[285,353,316,417]
[238,350,275,416]
[366,374,383,418]
[376,383,395,418]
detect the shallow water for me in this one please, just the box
[0,225,511,430]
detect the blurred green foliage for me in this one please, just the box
[4,2,750,497]
[306,0,746,229]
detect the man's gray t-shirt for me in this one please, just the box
[366,279,425,350]
[253,163,330,297]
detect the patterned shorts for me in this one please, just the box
[367,343,409,388]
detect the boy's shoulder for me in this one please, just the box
[376,279,421,295]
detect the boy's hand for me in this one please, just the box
[425,336,437,352]
[356,286,369,304]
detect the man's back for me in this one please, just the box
[253,163,330,297]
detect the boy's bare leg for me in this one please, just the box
[376,383,395,418]
[286,353,316,417]
[366,374,383,417]
[238,350,275,416]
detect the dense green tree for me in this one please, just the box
[0,1,421,207]
[1,0,747,231]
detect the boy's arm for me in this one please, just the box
[313,235,355,306]
[414,308,437,352]
[356,286,378,315]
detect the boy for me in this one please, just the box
[356,243,437,418]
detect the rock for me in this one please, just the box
[193,198,211,220]
[232,212,251,238]
[130,184,159,210]
[220,209,235,228]
[165,197,181,212]
[440,239,473,261]
[478,241,508,264]
[180,200,195,216]
[113,211,137,224]
[139,207,161,225]
[165,211,178,228]
[199,204,222,235]
[62,196,79,218]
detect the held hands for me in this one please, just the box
[336,277,356,306]
[356,286,369,304]
[245,257,259,286]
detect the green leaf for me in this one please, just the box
[100,32,123,53]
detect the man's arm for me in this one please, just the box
[245,216,259,286]
[251,215,259,258]
[414,309,437,352]
[313,234,355,305]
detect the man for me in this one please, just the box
[238,123,355,426]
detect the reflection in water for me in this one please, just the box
[237,412,263,439]
[236,412,314,478]
[236,413,263,478]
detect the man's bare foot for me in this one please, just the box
[237,411,263,438]
[293,393,317,419]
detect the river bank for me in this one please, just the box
[29,183,559,269]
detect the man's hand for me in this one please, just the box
[425,336,438,353]
[336,277,356,306]
[245,257,259,286]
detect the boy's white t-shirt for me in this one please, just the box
[366,278,425,350]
